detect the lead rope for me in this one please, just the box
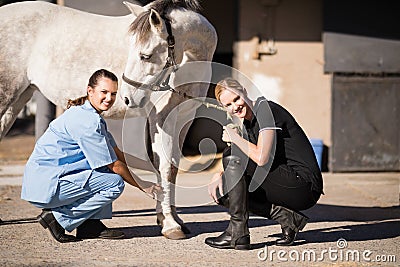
[166,86,242,144]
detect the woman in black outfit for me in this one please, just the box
[205,78,323,249]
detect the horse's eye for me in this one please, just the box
[140,53,152,61]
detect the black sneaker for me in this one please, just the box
[37,209,81,243]
[76,219,124,239]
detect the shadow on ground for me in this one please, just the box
[110,203,400,246]
[1,203,399,248]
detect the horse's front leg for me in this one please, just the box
[155,160,188,239]
[149,112,187,240]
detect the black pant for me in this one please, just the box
[253,165,320,215]
[222,148,320,218]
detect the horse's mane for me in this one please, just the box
[128,0,202,44]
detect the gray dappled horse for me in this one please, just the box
[0,0,217,239]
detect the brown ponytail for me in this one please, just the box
[66,95,88,109]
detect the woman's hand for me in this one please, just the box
[222,126,239,144]
[208,171,224,203]
[139,180,163,201]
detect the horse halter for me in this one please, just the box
[122,14,178,92]
[121,13,226,113]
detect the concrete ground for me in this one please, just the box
[0,136,399,266]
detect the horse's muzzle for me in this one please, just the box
[123,94,147,108]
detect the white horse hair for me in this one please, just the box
[0,0,217,239]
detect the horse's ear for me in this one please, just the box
[123,1,145,16]
[149,9,165,34]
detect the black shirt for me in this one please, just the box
[243,97,323,194]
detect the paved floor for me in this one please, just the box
[0,162,399,266]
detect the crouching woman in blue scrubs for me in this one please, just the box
[21,69,161,243]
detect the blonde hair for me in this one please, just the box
[214,78,245,102]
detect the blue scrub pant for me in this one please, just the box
[31,167,125,232]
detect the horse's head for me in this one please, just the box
[121,1,179,109]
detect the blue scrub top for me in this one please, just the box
[21,100,118,204]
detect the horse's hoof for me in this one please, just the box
[162,229,186,240]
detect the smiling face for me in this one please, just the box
[88,77,118,113]
[219,89,252,120]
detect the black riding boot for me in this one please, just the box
[205,155,250,250]
[269,204,308,246]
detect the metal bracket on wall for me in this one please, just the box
[252,0,280,60]
[252,35,277,60]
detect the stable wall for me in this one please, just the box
[234,0,331,146]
